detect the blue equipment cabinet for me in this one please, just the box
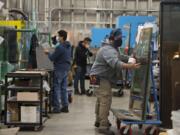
[116,16,157,48]
[91,28,112,48]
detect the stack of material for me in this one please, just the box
[0,127,19,135]
[170,110,180,135]
[167,130,178,135]
[159,132,168,135]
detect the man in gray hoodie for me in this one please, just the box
[90,28,140,135]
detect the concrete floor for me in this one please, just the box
[19,89,142,135]
[0,78,165,135]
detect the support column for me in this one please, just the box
[148,0,153,15]
[110,0,113,28]
[32,0,37,28]
[45,0,51,32]
[84,0,87,32]
[96,0,100,27]
[71,0,74,30]
[19,0,23,10]
[123,0,126,16]
[59,0,62,29]
[136,0,139,16]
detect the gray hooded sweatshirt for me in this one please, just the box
[90,43,129,83]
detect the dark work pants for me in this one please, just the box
[74,66,86,93]
[52,70,68,111]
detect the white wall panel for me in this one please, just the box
[62,0,71,7]
[126,1,136,10]
[139,1,148,10]
[85,0,97,8]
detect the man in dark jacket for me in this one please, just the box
[44,30,71,113]
[73,37,93,95]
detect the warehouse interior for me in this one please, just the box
[0,0,180,135]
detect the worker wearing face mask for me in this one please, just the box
[90,28,140,135]
[73,37,93,95]
[44,30,71,113]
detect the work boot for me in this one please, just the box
[74,89,80,95]
[98,128,115,135]
[80,89,86,95]
[94,122,112,128]
[52,109,61,113]
[61,106,69,113]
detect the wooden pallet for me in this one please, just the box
[111,108,141,121]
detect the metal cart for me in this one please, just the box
[111,28,161,135]
[111,63,161,135]
[4,70,50,131]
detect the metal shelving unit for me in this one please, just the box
[4,70,50,130]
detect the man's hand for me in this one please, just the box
[129,63,141,69]
[44,49,49,55]
[122,63,141,69]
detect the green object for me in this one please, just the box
[130,28,152,120]
[0,86,1,120]
[0,26,18,62]
[1,61,7,79]
[132,28,152,94]
[0,27,5,61]
[0,84,4,122]
[1,61,14,80]
[19,42,29,69]
[0,45,5,61]
[0,61,1,81]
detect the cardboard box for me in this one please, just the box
[17,92,39,101]
[159,132,168,135]
[7,103,19,122]
[21,106,39,123]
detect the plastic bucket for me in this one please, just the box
[171,116,180,133]
[172,110,180,118]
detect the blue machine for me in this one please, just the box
[91,28,112,48]
[116,16,157,48]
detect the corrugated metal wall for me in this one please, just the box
[4,0,160,44]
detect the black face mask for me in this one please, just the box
[51,36,57,45]
[113,38,122,48]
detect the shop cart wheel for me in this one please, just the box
[116,118,121,129]
[144,126,159,135]
[34,125,44,131]
[138,124,143,129]
[126,82,131,89]
[7,125,14,128]
[120,126,132,135]
[118,88,124,97]
[86,89,93,96]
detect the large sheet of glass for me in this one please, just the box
[130,28,152,120]
[36,45,54,70]
[132,28,152,94]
